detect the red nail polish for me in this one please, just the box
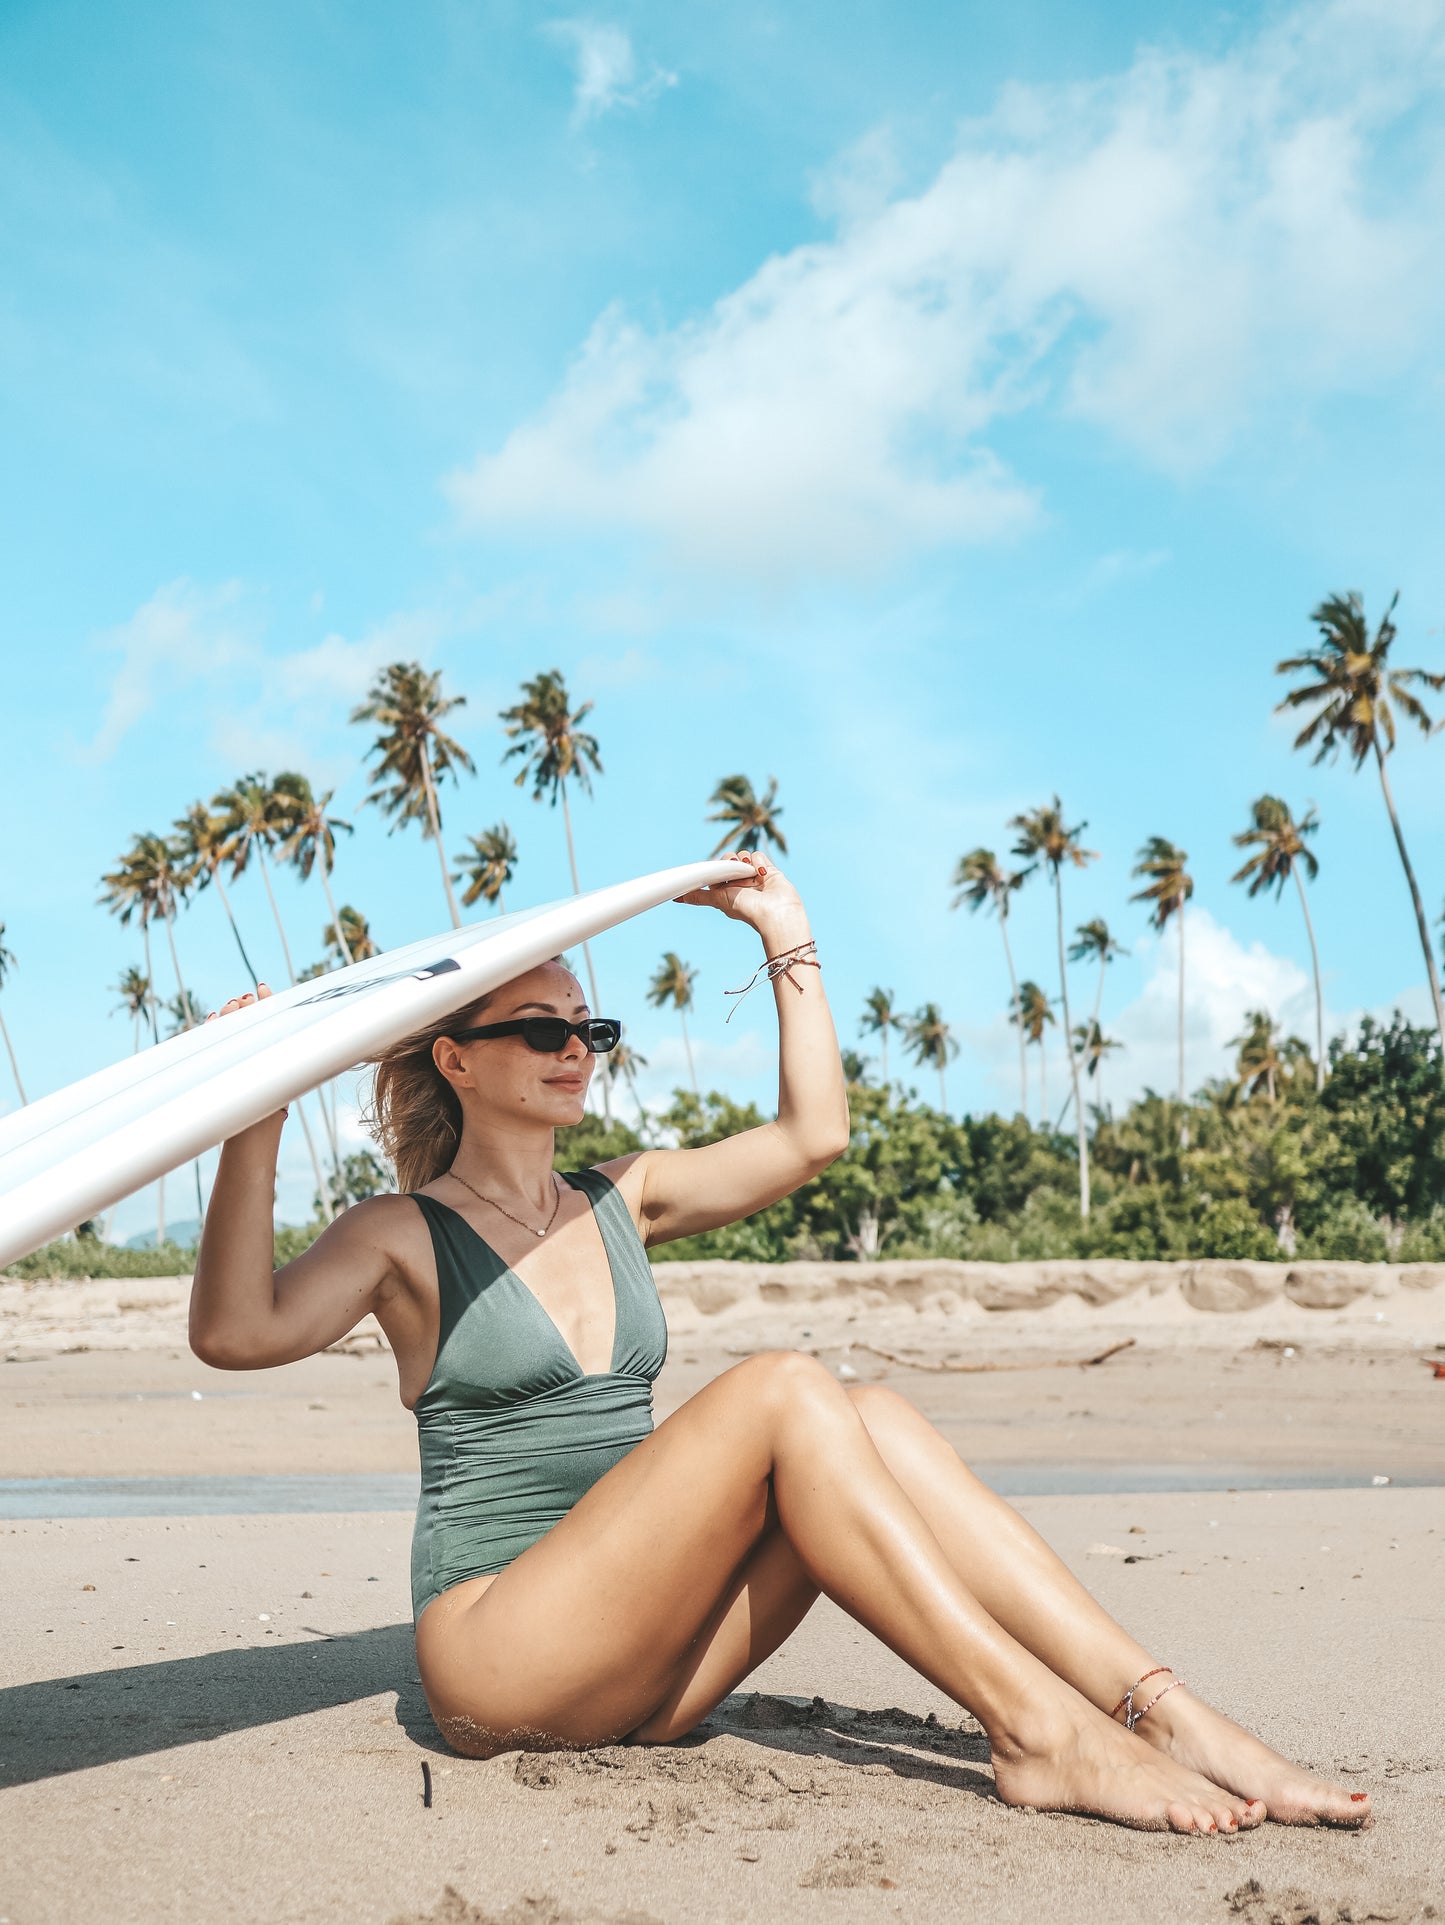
[1351,1792,1369,1802]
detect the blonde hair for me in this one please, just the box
[364,991,498,1194]
[363,958,574,1193]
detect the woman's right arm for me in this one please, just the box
[189,992,399,1370]
[190,1110,398,1369]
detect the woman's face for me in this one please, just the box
[434,961,595,1129]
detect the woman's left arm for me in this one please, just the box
[618,856,852,1246]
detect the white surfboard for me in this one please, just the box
[0,858,750,1268]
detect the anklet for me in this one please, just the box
[1128,1677,1186,1729]
[1111,1667,1175,1729]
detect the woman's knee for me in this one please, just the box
[730,1349,858,1434]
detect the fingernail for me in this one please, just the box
[1351,1792,1369,1802]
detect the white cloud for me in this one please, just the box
[1109,907,1319,1102]
[78,580,250,763]
[544,20,677,127]
[453,0,1445,581]
[77,584,450,771]
[964,906,1326,1118]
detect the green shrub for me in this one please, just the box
[1296,1198,1391,1263]
[4,1238,197,1280]
[1396,1209,1445,1262]
[1192,1198,1281,1261]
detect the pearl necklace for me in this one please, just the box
[448,1165,563,1239]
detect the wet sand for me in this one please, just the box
[2,1268,1443,1923]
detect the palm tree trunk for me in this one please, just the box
[938,1063,947,1113]
[0,1006,27,1104]
[679,1005,699,1098]
[1040,1040,1047,1128]
[1177,908,1189,1149]
[419,742,463,930]
[1372,740,1445,1061]
[255,848,298,984]
[140,920,165,1248]
[998,911,1027,1118]
[1053,874,1090,1217]
[560,784,612,1124]
[880,1028,889,1086]
[211,867,260,988]
[317,848,354,965]
[1292,867,1326,1092]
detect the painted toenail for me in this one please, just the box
[1351,1793,1369,1802]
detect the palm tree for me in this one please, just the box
[1011,980,1055,1125]
[324,906,378,966]
[0,924,28,1104]
[1231,797,1325,1092]
[1011,800,1097,1217]
[1068,919,1128,1031]
[902,1002,957,1113]
[859,986,901,1086]
[100,834,194,1022]
[163,990,206,1036]
[212,775,303,981]
[1228,1009,1290,1105]
[279,775,355,963]
[502,669,610,1119]
[647,952,699,1098]
[112,965,157,1053]
[951,848,1028,1115]
[707,775,788,856]
[609,1039,651,1135]
[99,836,204,1236]
[172,801,260,988]
[353,662,475,930]
[453,823,518,913]
[209,778,337,1215]
[1059,1019,1123,1125]
[1131,837,1194,1120]
[1277,592,1445,1056]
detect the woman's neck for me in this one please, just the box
[449,1113,559,1207]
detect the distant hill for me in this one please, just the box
[125,1219,201,1250]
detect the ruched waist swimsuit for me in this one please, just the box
[408,1167,667,1620]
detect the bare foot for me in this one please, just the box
[991,1700,1265,1834]
[1134,1682,1372,1828]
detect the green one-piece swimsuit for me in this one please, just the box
[408,1167,667,1621]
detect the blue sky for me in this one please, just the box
[4,0,1445,1232]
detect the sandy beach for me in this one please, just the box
[3,1262,1443,1924]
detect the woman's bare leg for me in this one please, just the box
[634,1382,1369,1826]
[417,1352,1258,1834]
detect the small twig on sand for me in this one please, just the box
[421,1761,433,1809]
[844,1337,1137,1375]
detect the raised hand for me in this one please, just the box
[674,853,807,942]
[205,983,275,1023]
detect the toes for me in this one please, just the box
[1165,1802,1200,1834]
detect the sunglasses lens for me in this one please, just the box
[520,1019,570,1052]
[585,1020,621,1053]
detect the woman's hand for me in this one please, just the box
[205,983,274,1022]
[674,853,808,947]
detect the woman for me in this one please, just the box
[192,855,1369,1835]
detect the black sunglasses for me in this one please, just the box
[448,1016,622,1054]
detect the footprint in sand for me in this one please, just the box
[799,1838,899,1891]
